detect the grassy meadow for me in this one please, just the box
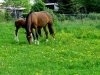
[0,18,100,75]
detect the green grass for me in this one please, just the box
[0,19,100,75]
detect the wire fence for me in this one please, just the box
[57,13,100,21]
[1,11,100,22]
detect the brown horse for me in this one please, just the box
[14,19,42,42]
[14,19,26,41]
[25,11,55,44]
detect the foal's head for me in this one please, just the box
[26,32,32,44]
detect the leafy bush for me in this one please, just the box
[68,16,76,21]
[5,12,12,21]
[22,13,28,18]
[0,10,5,21]
[57,14,66,21]
[31,0,45,12]
[88,13,100,20]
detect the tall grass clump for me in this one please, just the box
[5,12,12,21]
[0,10,13,22]
[88,13,100,20]
[0,10,5,21]
[57,14,66,21]
[68,16,76,21]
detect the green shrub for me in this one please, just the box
[22,13,28,18]
[0,10,5,21]
[31,0,45,12]
[57,14,66,21]
[68,16,76,21]
[88,13,100,20]
[5,12,12,21]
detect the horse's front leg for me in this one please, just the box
[15,28,19,41]
[38,28,42,37]
[31,29,36,44]
[43,26,48,42]
[35,27,39,44]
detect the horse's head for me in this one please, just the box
[26,32,32,44]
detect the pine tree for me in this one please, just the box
[58,0,75,14]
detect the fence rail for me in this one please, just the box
[57,13,100,21]
[0,12,100,21]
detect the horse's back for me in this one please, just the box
[38,11,53,21]
[40,11,52,18]
[15,19,26,28]
[29,11,53,26]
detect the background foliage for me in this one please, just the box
[76,0,100,13]
[3,0,31,13]
[57,0,77,14]
[2,0,100,14]
[0,10,5,21]
[57,0,100,14]
[31,0,45,12]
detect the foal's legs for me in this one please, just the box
[15,28,19,41]
[43,26,48,42]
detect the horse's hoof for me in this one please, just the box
[34,40,36,44]
[37,41,39,45]
[53,38,55,40]
[15,38,19,42]
[17,39,19,42]
[46,39,48,42]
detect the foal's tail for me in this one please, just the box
[15,20,17,27]
[48,23,55,38]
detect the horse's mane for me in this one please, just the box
[26,11,33,19]
[25,11,33,31]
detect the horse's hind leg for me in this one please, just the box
[48,23,55,40]
[43,26,48,42]
[15,28,19,41]
[38,28,42,37]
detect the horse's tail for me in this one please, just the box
[15,20,17,25]
[15,20,18,28]
[26,11,32,25]
[48,23,55,38]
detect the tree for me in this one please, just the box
[3,0,31,13]
[42,0,57,3]
[31,0,45,12]
[76,0,100,13]
[57,0,76,14]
